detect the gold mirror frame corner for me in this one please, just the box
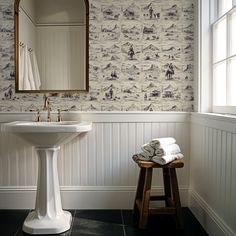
[14,0,89,93]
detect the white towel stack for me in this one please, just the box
[136,137,184,165]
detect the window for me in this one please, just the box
[212,0,236,113]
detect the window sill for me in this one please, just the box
[212,106,236,115]
[191,111,236,123]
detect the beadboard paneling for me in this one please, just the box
[0,112,189,209]
[37,26,85,90]
[190,113,236,236]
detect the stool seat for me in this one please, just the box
[132,155,184,229]
[132,155,184,169]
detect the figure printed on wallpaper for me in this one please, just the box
[10,72,15,80]
[109,87,113,98]
[110,70,118,80]
[144,93,147,100]
[155,53,160,59]
[163,91,174,98]
[121,23,141,40]
[8,87,12,99]
[149,6,153,19]
[165,63,175,80]
[154,13,160,18]
[105,87,114,100]
[150,90,161,97]
[4,87,12,99]
[143,4,160,20]
[123,3,140,20]
[102,5,120,20]
[128,44,135,60]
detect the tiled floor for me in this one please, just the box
[0,208,208,236]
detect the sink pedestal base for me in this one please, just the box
[23,147,72,235]
[23,210,72,235]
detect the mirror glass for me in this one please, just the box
[15,0,89,92]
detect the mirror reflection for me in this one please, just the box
[16,0,88,92]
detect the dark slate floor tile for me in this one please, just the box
[182,208,208,236]
[123,211,179,236]
[0,208,208,236]
[0,210,29,236]
[74,210,123,225]
[71,217,124,236]
[122,209,136,226]
[123,208,208,236]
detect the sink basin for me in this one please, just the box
[1,121,92,147]
[1,120,92,235]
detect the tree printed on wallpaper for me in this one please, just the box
[0,0,194,112]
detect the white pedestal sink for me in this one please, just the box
[1,121,92,235]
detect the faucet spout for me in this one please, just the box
[43,94,51,122]
[43,94,48,111]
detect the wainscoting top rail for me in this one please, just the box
[0,112,190,123]
[191,112,236,133]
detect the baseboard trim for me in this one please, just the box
[188,189,235,236]
[0,186,189,209]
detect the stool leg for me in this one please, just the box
[170,168,183,229]
[133,168,146,220]
[139,168,153,229]
[163,168,172,207]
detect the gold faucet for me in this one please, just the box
[57,109,62,122]
[43,94,62,122]
[43,95,51,122]
[36,109,41,122]
[43,94,49,111]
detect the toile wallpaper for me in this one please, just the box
[0,0,194,112]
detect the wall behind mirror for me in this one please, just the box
[16,0,89,92]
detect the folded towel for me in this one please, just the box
[141,143,155,157]
[135,152,152,161]
[152,153,184,165]
[149,137,176,148]
[133,137,181,163]
[155,143,181,157]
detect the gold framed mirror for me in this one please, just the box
[14,0,89,93]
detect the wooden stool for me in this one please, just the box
[132,155,184,229]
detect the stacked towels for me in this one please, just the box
[137,137,183,165]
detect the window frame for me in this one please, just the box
[211,1,236,114]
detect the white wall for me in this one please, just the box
[19,1,36,52]
[36,0,85,24]
[0,112,190,209]
[190,113,236,236]
[36,26,85,90]
[20,0,36,23]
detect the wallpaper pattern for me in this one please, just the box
[0,0,194,112]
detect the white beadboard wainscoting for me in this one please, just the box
[0,112,190,209]
[37,26,85,90]
[190,113,236,236]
